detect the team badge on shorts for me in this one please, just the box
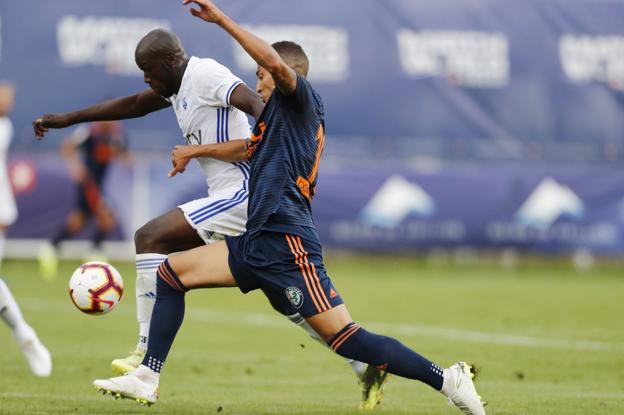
[285,286,304,309]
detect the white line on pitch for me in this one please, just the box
[19,298,623,353]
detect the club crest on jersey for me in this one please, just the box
[285,287,304,309]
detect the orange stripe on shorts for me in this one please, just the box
[295,236,331,310]
[285,234,323,313]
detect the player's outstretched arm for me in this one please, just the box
[33,88,170,139]
[183,0,297,95]
[169,139,249,177]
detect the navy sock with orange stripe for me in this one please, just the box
[329,323,444,390]
[141,259,188,373]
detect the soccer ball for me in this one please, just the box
[68,262,124,315]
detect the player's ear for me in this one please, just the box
[165,53,177,66]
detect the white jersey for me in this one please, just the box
[168,56,251,194]
[0,117,17,225]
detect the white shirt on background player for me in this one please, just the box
[0,117,17,226]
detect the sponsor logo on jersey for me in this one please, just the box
[185,129,202,145]
[515,177,584,229]
[285,286,304,309]
[361,175,435,229]
[247,122,266,159]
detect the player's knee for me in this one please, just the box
[135,222,170,254]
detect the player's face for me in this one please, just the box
[137,57,178,98]
[255,66,275,103]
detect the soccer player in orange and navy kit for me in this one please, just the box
[94,1,487,414]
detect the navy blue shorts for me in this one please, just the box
[225,227,343,318]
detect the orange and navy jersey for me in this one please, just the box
[71,122,126,185]
[246,75,325,235]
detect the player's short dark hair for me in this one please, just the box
[272,41,309,77]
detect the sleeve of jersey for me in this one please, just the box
[194,59,244,108]
[281,75,314,112]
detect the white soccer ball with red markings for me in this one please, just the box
[69,262,124,315]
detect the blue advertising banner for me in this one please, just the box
[7,155,624,254]
[0,0,623,161]
[313,164,624,254]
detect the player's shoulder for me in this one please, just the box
[190,56,232,75]
[296,76,324,116]
[188,56,237,91]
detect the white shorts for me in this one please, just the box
[0,181,17,226]
[179,189,248,244]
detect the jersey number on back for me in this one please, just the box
[296,124,325,201]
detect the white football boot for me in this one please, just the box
[441,361,486,415]
[94,365,159,406]
[18,327,52,377]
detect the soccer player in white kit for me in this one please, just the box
[0,82,52,377]
[33,29,387,408]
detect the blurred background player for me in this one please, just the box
[0,82,52,377]
[33,28,383,408]
[38,121,128,278]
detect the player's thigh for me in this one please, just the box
[168,240,236,289]
[304,304,354,342]
[136,207,204,253]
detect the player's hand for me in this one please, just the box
[182,0,225,24]
[169,145,194,177]
[33,114,71,139]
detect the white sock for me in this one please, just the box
[287,313,367,378]
[441,368,453,396]
[0,278,33,344]
[135,254,166,352]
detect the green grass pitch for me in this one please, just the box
[0,257,622,414]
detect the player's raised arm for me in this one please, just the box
[33,88,170,139]
[169,139,248,177]
[183,0,297,95]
